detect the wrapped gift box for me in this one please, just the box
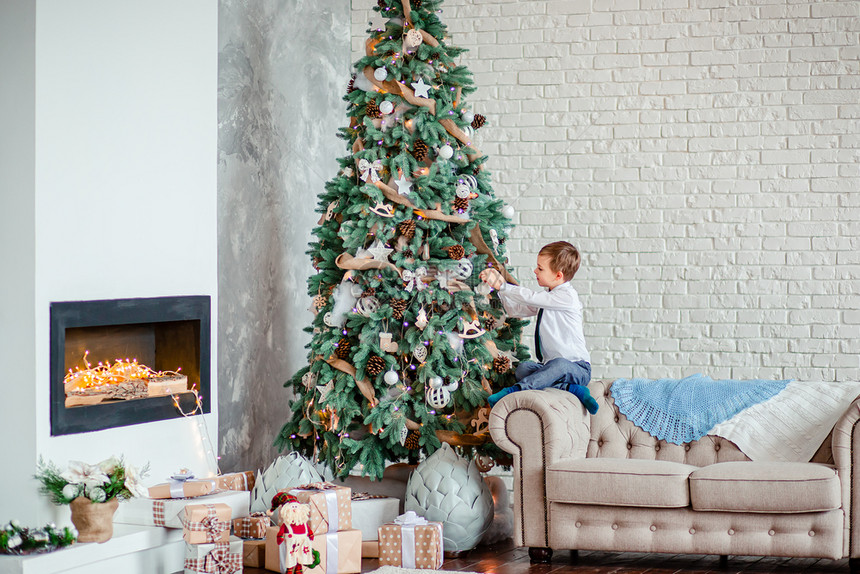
[233,511,270,539]
[216,470,255,492]
[350,495,399,541]
[183,535,242,574]
[243,539,266,568]
[378,512,443,569]
[115,490,250,528]
[361,540,379,558]
[183,503,232,544]
[287,482,351,534]
[149,479,216,499]
[265,526,361,574]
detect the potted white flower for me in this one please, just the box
[35,456,149,543]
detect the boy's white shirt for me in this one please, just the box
[497,280,591,364]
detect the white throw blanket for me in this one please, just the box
[709,381,860,462]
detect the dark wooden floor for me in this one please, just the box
[247,538,853,573]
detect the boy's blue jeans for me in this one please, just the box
[514,358,592,391]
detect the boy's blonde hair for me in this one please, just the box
[539,241,581,282]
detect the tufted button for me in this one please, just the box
[768,529,775,536]
[611,524,618,530]
[575,521,581,528]
[655,445,661,452]
[614,416,619,422]
[597,439,604,447]
[728,529,735,536]
[809,530,815,537]
[684,445,691,452]
[650,525,657,532]
[714,444,721,451]
[627,443,632,450]
[689,528,696,535]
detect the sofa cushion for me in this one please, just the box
[546,458,698,508]
[690,461,841,513]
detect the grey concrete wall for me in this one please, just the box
[217,0,350,473]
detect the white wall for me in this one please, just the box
[352,0,860,382]
[0,0,218,523]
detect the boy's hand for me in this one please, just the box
[479,268,504,290]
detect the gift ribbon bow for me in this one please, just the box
[204,543,242,574]
[402,267,427,292]
[394,510,428,527]
[394,512,428,569]
[186,505,230,542]
[358,158,383,183]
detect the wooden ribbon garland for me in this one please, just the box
[325,356,378,406]
[335,252,401,277]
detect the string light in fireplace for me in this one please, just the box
[64,350,182,391]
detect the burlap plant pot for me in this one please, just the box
[69,496,119,543]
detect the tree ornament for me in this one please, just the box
[347,75,356,94]
[452,258,473,280]
[370,201,395,218]
[453,196,469,212]
[404,430,421,450]
[366,101,382,119]
[250,452,323,513]
[461,109,475,124]
[415,307,429,329]
[444,380,459,392]
[471,114,486,129]
[390,299,408,319]
[367,239,394,263]
[323,312,336,328]
[402,266,428,292]
[437,144,454,160]
[404,443,493,552]
[412,139,428,161]
[399,426,410,446]
[398,219,416,239]
[411,78,432,99]
[459,318,486,339]
[394,174,412,195]
[362,287,376,298]
[379,100,394,115]
[493,355,511,373]
[501,205,515,219]
[482,312,497,331]
[413,345,428,362]
[335,337,352,359]
[366,355,386,376]
[349,283,364,298]
[379,332,399,353]
[426,386,450,409]
[403,28,424,53]
[447,245,465,260]
[384,369,399,386]
[429,376,444,389]
[356,296,380,317]
[489,228,500,250]
[358,158,383,183]
[312,294,327,310]
[373,67,388,81]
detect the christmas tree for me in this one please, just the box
[275,0,528,480]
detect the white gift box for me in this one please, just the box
[351,496,399,541]
[115,490,251,528]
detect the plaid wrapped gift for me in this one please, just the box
[378,511,443,569]
[184,536,242,574]
[183,503,232,544]
[115,491,250,529]
[232,511,270,539]
[288,482,351,534]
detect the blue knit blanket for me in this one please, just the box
[610,374,791,445]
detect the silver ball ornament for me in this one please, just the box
[438,145,454,160]
[501,205,515,219]
[379,100,394,115]
[462,110,475,123]
[429,376,444,389]
[374,67,389,81]
[384,370,399,385]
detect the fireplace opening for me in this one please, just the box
[50,296,211,435]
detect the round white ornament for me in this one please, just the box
[426,386,451,409]
[429,376,444,389]
[302,371,318,389]
[379,100,394,115]
[413,345,428,362]
[455,182,471,199]
[444,380,459,392]
[323,312,336,327]
[374,67,388,81]
[437,144,454,160]
[356,296,380,317]
[350,283,364,298]
[501,205,515,219]
[453,258,473,280]
[384,370,399,385]
[462,110,475,123]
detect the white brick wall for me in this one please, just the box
[352,0,860,383]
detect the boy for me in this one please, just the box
[479,241,598,414]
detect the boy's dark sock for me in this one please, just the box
[567,383,599,415]
[488,385,518,407]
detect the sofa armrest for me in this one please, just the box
[831,398,860,558]
[488,388,591,548]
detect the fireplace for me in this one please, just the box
[50,296,211,435]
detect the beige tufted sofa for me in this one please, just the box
[488,380,860,572]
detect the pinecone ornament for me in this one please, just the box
[366,101,382,119]
[447,244,465,260]
[335,337,352,359]
[250,452,323,513]
[362,287,377,298]
[412,139,428,161]
[391,299,408,319]
[453,196,469,212]
[366,355,386,376]
[412,0,422,8]
[493,355,511,373]
[471,114,486,129]
[347,75,356,93]
[404,430,421,450]
[405,443,493,552]
[398,219,416,239]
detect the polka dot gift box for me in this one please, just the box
[377,511,443,569]
[288,482,352,535]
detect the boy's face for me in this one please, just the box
[535,254,565,289]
